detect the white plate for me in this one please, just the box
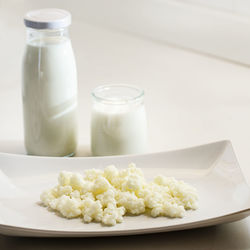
[0,140,249,237]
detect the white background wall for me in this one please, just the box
[18,0,250,66]
[182,0,250,15]
[2,0,250,65]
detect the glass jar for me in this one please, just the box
[91,84,148,156]
[22,9,78,156]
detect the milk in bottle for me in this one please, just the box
[22,9,78,156]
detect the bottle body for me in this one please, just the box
[91,85,148,156]
[22,28,78,156]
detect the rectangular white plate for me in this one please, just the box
[0,140,249,237]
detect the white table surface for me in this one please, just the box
[0,2,250,249]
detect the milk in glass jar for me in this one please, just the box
[22,9,78,156]
[91,85,148,156]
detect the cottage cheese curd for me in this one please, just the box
[40,163,198,226]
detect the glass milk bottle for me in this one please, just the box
[91,84,148,156]
[22,9,78,156]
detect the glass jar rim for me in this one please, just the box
[92,84,144,105]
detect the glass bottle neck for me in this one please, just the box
[26,28,69,45]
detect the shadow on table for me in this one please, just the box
[1,220,249,250]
